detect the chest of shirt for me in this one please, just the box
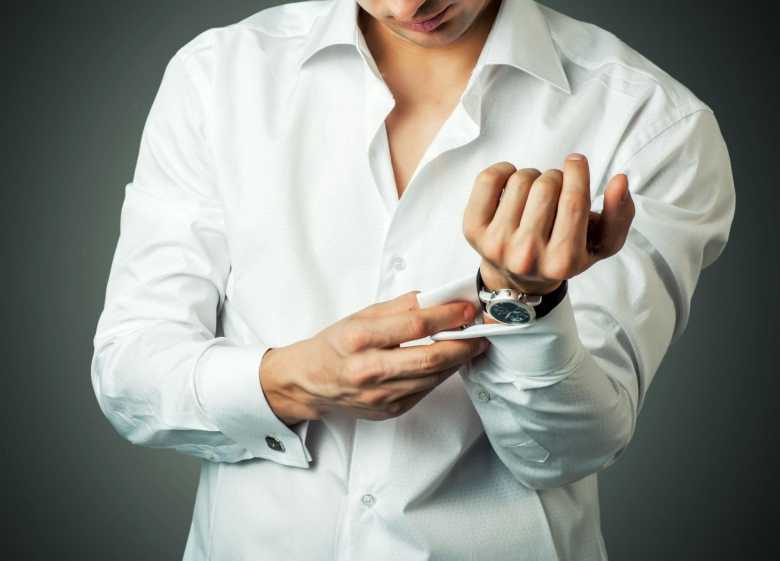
[205,51,640,347]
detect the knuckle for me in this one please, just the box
[343,355,365,382]
[462,219,483,244]
[507,239,540,276]
[476,163,514,186]
[479,234,505,263]
[366,389,391,408]
[476,171,502,187]
[543,254,576,280]
[462,222,476,242]
[558,194,586,215]
[405,313,429,340]
[348,355,380,386]
[385,401,404,416]
[342,355,363,383]
[416,351,436,373]
[342,322,370,352]
[514,168,542,183]
[506,169,535,189]
[422,347,445,372]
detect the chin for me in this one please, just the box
[393,23,463,47]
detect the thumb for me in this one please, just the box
[594,173,634,259]
[352,289,421,319]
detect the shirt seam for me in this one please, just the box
[617,106,713,170]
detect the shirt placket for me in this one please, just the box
[335,31,492,561]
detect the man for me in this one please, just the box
[90,0,735,559]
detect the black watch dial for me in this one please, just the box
[489,301,533,324]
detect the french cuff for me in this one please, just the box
[194,338,312,468]
[415,271,586,388]
[474,292,587,389]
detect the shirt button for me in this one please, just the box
[390,256,406,271]
[265,435,285,452]
[477,389,491,402]
[361,493,376,507]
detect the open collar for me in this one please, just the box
[297,0,571,95]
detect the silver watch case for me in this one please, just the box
[478,288,543,325]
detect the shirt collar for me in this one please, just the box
[297,0,571,95]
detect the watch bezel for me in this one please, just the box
[480,289,537,325]
[476,268,568,325]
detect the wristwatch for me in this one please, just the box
[476,268,568,325]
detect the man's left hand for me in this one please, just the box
[462,154,635,302]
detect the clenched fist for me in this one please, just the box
[463,154,635,302]
[260,290,490,425]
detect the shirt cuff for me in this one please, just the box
[415,271,586,389]
[193,339,312,468]
[473,292,586,389]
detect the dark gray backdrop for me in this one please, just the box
[3,1,775,560]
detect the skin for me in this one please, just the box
[261,1,634,425]
[358,0,498,197]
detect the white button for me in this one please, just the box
[477,389,491,402]
[361,493,376,506]
[390,256,406,271]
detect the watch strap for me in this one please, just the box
[476,268,568,320]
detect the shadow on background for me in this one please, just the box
[2,1,775,559]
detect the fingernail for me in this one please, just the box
[481,339,491,352]
[464,305,476,322]
[567,153,586,161]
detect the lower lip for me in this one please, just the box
[401,5,452,33]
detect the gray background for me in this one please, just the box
[3,1,775,559]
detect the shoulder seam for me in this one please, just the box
[618,106,713,169]
[544,12,693,108]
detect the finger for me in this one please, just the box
[352,289,421,320]
[585,211,601,254]
[548,154,591,254]
[387,386,435,418]
[463,162,518,244]
[515,168,563,243]
[353,301,479,349]
[593,173,634,258]
[378,364,461,401]
[489,168,539,231]
[370,337,488,381]
[354,386,435,421]
[393,388,432,413]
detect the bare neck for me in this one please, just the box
[358,2,500,102]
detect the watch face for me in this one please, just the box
[488,301,534,324]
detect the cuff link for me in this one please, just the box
[265,435,286,452]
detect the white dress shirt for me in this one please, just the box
[90,0,736,559]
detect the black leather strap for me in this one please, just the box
[476,268,568,320]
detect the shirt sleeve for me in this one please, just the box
[458,107,736,489]
[90,48,312,468]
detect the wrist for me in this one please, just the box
[477,265,568,325]
[479,262,562,295]
[259,345,316,426]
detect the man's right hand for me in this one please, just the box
[259,290,491,425]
